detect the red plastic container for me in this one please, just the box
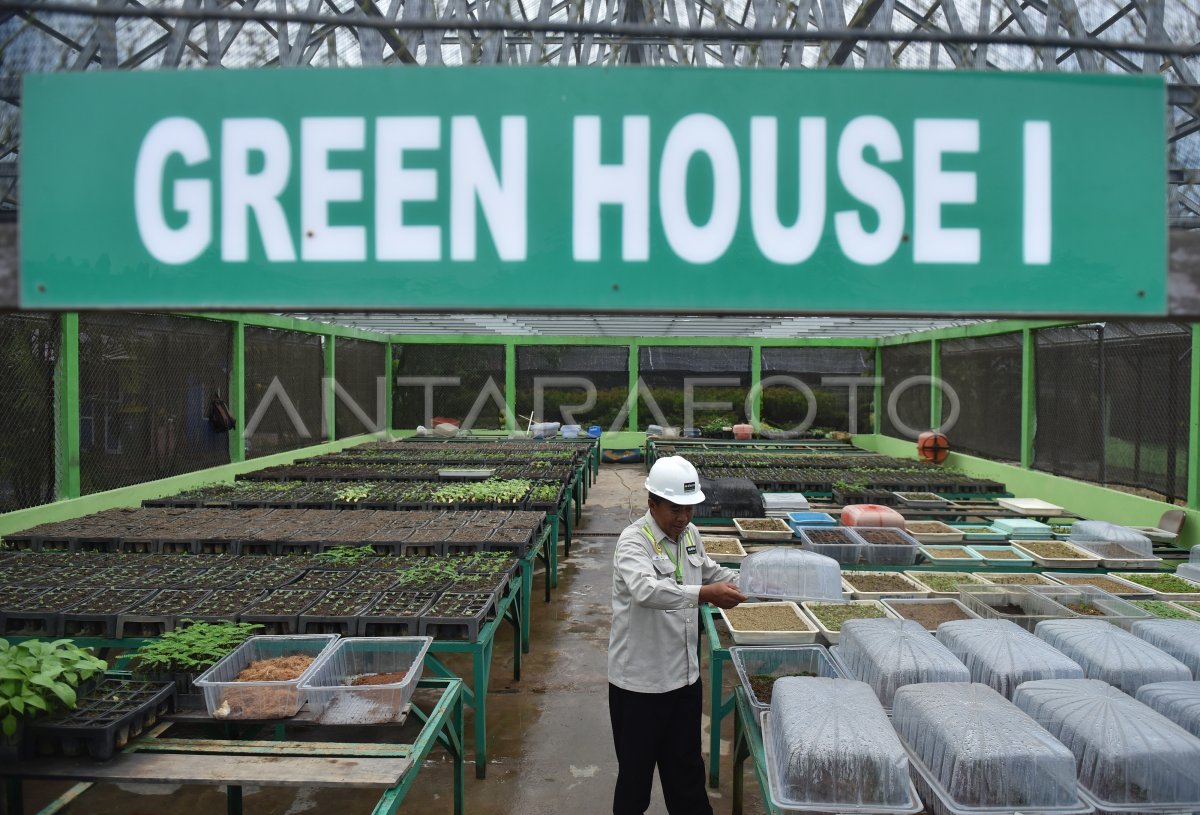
[840,504,905,528]
[732,424,754,440]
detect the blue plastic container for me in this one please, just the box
[587,425,602,438]
[787,512,837,531]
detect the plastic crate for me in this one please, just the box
[299,637,432,724]
[848,527,920,566]
[729,644,843,713]
[193,634,337,720]
[957,585,1075,632]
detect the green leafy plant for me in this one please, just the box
[129,620,264,675]
[334,484,373,503]
[317,545,376,566]
[831,478,867,493]
[0,639,107,736]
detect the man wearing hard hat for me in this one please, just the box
[608,455,746,815]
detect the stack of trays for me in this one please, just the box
[936,619,1084,699]
[763,494,810,517]
[829,618,969,710]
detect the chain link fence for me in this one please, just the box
[78,313,230,493]
[333,338,387,439]
[0,313,59,512]
[938,333,1023,462]
[760,346,874,434]
[244,326,324,458]
[637,346,751,431]
[392,343,506,430]
[881,342,931,439]
[1035,322,1190,503]
[515,345,629,430]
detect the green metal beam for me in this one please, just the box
[628,342,639,432]
[505,343,516,431]
[183,312,389,342]
[324,336,336,443]
[56,313,80,500]
[878,319,1079,347]
[229,320,246,463]
[929,339,941,430]
[1021,327,1036,469]
[873,346,883,434]
[1190,325,1200,509]
[750,344,761,428]
[385,342,394,434]
[389,334,877,348]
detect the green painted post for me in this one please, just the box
[929,339,941,430]
[628,342,639,432]
[1021,327,1036,469]
[750,344,762,428]
[324,335,336,442]
[1188,326,1200,508]
[874,346,883,435]
[384,342,394,435]
[56,313,81,499]
[505,343,516,431]
[229,320,245,462]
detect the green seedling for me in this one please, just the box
[129,620,264,675]
[0,639,107,736]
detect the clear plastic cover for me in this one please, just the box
[957,584,1074,632]
[299,636,431,724]
[1013,678,1200,811]
[1033,619,1192,694]
[739,548,844,602]
[1129,619,1200,676]
[1067,521,1153,558]
[832,618,970,709]
[1135,680,1200,739]
[893,682,1086,815]
[764,677,920,814]
[1179,562,1200,582]
[730,644,844,712]
[936,619,1084,699]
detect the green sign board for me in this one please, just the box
[22,67,1165,314]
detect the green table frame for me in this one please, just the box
[730,685,780,815]
[1,677,465,815]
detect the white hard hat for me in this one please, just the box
[646,456,706,505]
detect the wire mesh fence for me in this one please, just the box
[333,338,387,439]
[759,346,874,434]
[244,326,324,458]
[938,333,1023,462]
[881,342,931,439]
[1036,322,1191,503]
[637,346,751,431]
[0,312,59,512]
[515,344,629,430]
[78,313,230,493]
[392,343,506,430]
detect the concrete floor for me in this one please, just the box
[14,465,764,815]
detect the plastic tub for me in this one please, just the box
[1009,540,1102,569]
[796,527,861,566]
[829,618,970,710]
[839,570,930,600]
[957,585,1074,632]
[193,634,338,720]
[785,511,835,528]
[738,549,845,603]
[936,618,1084,698]
[587,425,602,438]
[1013,678,1200,813]
[720,601,817,645]
[729,644,843,712]
[1136,680,1200,739]
[1128,618,1200,675]
[1065,541,1162,570]
[1024,584,1155,630]
[561,425,580,439]
[299,636,431,724]
[966,545,1035,566]
[840,504,905,528]
[763,677,921,814]
[880,598,980,633]
[848,527,920,566]
[698,535,747,563]
[1033,618,1192,694]
[732,423,754,440]
[733,517,794,541]
[893,682,1089,815]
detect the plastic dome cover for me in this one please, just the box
[1067,520,1152,557]
[1033,619,1192,694]
[765,677,920,814]
[1136,681,1200,739]
[936,619,1084,699]
[833,618,970,709]
[1180,546,1200,582]
[1013,679,1200,811]
[1130,619,1200,676]
[892,682,1085,814]
[738,548,844,602]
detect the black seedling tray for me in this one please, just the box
[62,589,156,638]
[297,591,378,636]
[359,590,437,637]
[26,678,176,761]
[420,592,496,642]
[116,588,214,638]
[238,589,325,634]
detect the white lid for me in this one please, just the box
[1034,619,1192,695]
[935,618,1084,698]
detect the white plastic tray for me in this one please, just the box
[700,535,748,563]
[840,571,931,600]
[880,597,981,632]
[721,601,818,645]
[1010,540,1102,569]
[919,545,985,566]
[1064,541,1163,570]
[1110,572,1200,601]
[733,517,795,541]
[1042,572,1156,599]
[800,600,896,645]
[902,570,991,598]
[967,545,1035,566]
[904,521,966,544]
[997,497,1066,516]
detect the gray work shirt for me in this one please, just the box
[607,511,739,693]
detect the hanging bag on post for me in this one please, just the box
[208,395,236,433]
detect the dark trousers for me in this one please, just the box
[608,680,713,815]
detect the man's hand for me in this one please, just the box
[699,582,747,609]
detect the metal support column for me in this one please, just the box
[384,342,394,435]
[505,343,516,430]
[1021,327,1035,469]
[873,346,883,434]
[750,344,762,428]
[230,319,246,462]
[324,335,336,442]
[56,313,81,499]
[1188,325,1200,508]
[929,339,941,430]
[628,342,639,431]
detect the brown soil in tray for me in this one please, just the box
[845,574,919,592]
[701,538,744,555]
[737,519,789,532]
[991,603,1033,616]
[857,530,908,545]
[236,655,314,682]
[907,522,956,534]
[891,602,973,628]
[925,547,973,558]
[1064,602,1105,616]
[805,529,856,545]
[351,672,410,686]
[985,574,1053,586]
[980,549,1022,559]
[748,672,816,704]
[1019,541,1088,558]
[1055,575,1136,593]
[725,605,809,631]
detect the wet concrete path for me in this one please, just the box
[15,465,763,815]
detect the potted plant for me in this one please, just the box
[0,638,107,758]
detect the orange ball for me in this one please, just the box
[917,431,950,464]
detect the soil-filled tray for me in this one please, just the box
[729,644,843,711]
[797,527,861,566]
[1010,540,1102,569]
[0,586,101,637]
[977,572,1059,587]
[1042,572,1156,599]
[1109,572,1200,601]
[892,492,948,508]
[62,589,157,638]
[902,571,990,598]
[733,518,795,541]
[700,535,748,563]
[848,527,920,566]
[25,678,176,762]
[949,524,1008,542]
[238,589,326,635]
[298,591,380,636]
[359,590,438,637]
[420,592,496,642]
[958,585,1075,632]
[1131,599,1200,620]
[1025,585,1154,629]
[967,545,1035,566]
[116,588,214,638]
[1065,541,1163,570]
[880,598,980,632]
[721,601,817,645]
[903,521,965,544]
[194,634,338,720]
[840,571,930,600]
[800,600,895,645]
[919,545,985,565]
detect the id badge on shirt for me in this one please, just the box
[651,553,671,563]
